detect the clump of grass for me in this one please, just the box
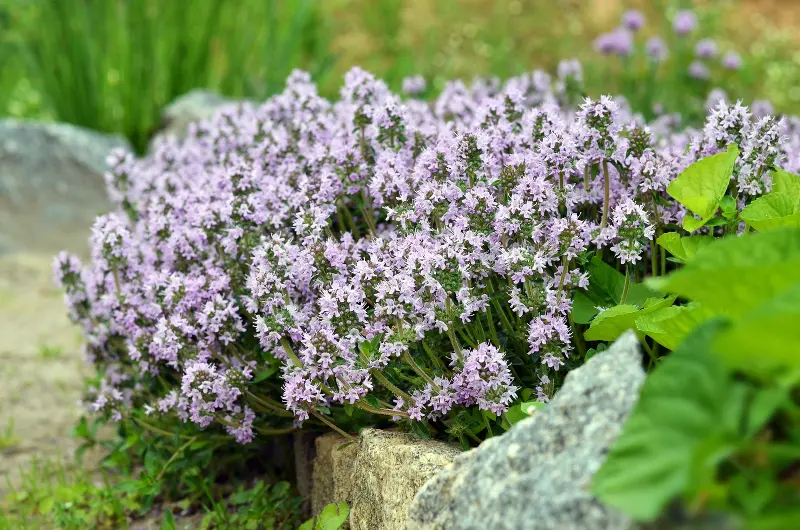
[0,418,20,451]
[3,0,334,153]
[37,344,62,360]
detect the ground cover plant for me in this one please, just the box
[52,52,800,454]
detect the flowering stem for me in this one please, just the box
[112,266,122,295]
[370,369,413,402]
[599,159,611,231]
[311,410,355,441]
[133,417,193,440]
[446,328,464,363]
[280,338,303,368]
[649,194,661,277]
[555,256,569,298]
[402,351,441,392]
[583,165,590,192]
[421,341,446,370]
[620,265,631,304]
[156,436,197,481]
[358,400,410,418]
[484,306,501,348]
[246,390,294,417]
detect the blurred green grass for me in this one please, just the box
[1,0,800,152]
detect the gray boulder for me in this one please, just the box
[407,330,646,530]
[0,119,131,255]
[158,89,230,139]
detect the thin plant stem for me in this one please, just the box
[156,436,197,481]
[599,159,611,231]
[370,369,413,402]
[620,264,631,304]
[311,411,355,441]
[402,351,441,392]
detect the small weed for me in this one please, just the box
[0,418,20,450]
[38,344,63,360]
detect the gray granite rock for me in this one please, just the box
[158,89,230,139]
[0,119,130,254]
[407,330,646,530]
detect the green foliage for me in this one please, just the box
[199,480,303,529]
[656,233,714,264]
[649,228,800,316]
[572,256,659,325]
[298,502,350,530]
[1,0,333,152]
[0,417,20,450]
[741,170,800,231]
[584,296,676,342]
[666,144,739,232]
[593,228,800,526]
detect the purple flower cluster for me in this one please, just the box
[54,65,800,444]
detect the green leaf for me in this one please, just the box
[771,168,800,196]
[651,228,800,316]
[744,387,788,438]
[160,509,177,530]
[572,257,660,324]
[741,192,800,231]
[252,367,277,384]
[713,282,800,371]
[634,303,716,350]
[592,320,740,521]
[584,296,676,342]
[656,233,715,264]
[720,195,738,220]
[667,144,738,231]
[504,401,544,425]
[299,502,350,530]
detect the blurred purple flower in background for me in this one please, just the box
[752,99,775,120]
[402,75,426,96]
[646,36,668,62]
[695,39,718,59]
[594,27,634,57]
[674,10,698,35]
[622,10,645,32]
[722,51,742,70]
[688,61,710,80]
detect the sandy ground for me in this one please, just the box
[0,251,89,499]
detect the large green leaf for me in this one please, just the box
[592,320,741,521]
[572,257,660,325]
[634,303,716,351]
[771,168,800,196]
[713,282,800,371]
[584,296,676,342]
[667,145,738,232]
[740,193,800,232]
[656,233,715,264]
[649,228,800,316]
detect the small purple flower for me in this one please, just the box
[646,36,668,62]
[674,10,698,35]
[695,39,718,59]
[722,51,742,70]
[688,61,711,80]
[621,9,645,32]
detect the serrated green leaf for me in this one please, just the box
[741,192,800,231]
[656,233,714,264]
[592,319,740,521]
[634,303,716,350]
[653,228,800,316]
[667,144,738,228]
[584,296,676,342]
